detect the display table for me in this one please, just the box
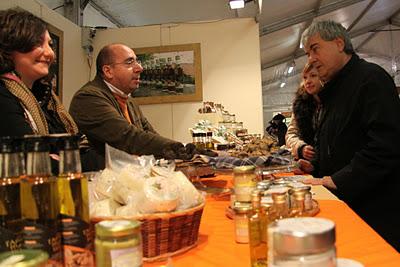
[145,175,399,267]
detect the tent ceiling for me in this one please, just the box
[41,0,400,96]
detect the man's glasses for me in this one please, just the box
[109,58,142,67]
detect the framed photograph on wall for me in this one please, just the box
[133,43,202,105]
[47,24,63,100]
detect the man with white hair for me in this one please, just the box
[300,20,400,251]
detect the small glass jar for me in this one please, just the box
[289,186,312,211]
[233,202,252,244]
[95,220,142,267]
[268,218,336,267]
[206,132,213,149]
[0,250,48,267]
[233,165,258,202]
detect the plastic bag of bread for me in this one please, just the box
[115,202,141,217]
[90,198,121,217]
[94,169,118,199]
[140,176,179,213]
[173,171,204,210]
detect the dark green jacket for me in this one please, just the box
[69,75,176,158]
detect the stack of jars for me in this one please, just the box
[232,166,317,267]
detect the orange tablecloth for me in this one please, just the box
[145,176,400,267]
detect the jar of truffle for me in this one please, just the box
[233,165,258,202]
[95,220,142,267]
[233,202,253,243]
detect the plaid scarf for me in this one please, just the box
[1,73,78,135]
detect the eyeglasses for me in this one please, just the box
[109,58,142,67]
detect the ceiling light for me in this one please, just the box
[280,82,286,88]
[299,42,303,49]
[287,61,295,74]
[229,0,245,9]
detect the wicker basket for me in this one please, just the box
[91,202,205,262]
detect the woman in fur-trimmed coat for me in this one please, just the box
[286,63,323,160]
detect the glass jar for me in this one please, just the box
[289,186,312,212]
[0,249,48,267]
[95,220,142,267]
[233,166,257,202]
[268,218,337,267]
[233,202,252,244]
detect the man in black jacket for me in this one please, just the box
[299,20,400,251]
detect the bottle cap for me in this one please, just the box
[0,136,24,153]
[24,135,49,152]
[49,133,80,151]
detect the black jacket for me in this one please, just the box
[314,54,400,251]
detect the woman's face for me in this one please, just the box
[303,68,321,95]
[11,30,55,87]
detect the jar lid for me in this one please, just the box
[0,249,48,267]
[289,187,310,195]
[257,180,271,187]
[96,220,141,238]
[233,165,255,174]
[269,217,335,256]
[233,202,252,213]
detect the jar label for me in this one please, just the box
[110,246,142,267]
[21,220,63,266]
[0,226,23,252]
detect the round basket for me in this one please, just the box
[91,202,205,262]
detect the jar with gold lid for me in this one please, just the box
[233,202,252,244]
[95,220,142,267]
[233,165,258,202]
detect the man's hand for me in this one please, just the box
[302,145,315,160]
[302,176,337,190]
[296,159,314,174]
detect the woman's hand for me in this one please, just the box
[302,145,315,160]
[302,176,337,190]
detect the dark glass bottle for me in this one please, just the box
[0,136,24,252]
[54,134,94,266]
[20,135,62,266]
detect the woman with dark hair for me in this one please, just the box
[0,9,103,172]
[285,63,323,160]
[0,9,78,137]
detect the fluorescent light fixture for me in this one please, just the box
[288,66,294,74]
[229,0,245,9]
[280,82,286,88]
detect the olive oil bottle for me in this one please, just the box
[248,191,268,267]
[0,136,24,252]
[20,135,62,266]
[55,134,94,267]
